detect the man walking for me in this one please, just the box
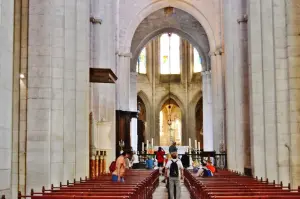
[165,152,184,199]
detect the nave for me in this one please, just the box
[4,168,300,199]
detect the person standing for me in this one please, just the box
[168,142,177,154]
[165,152,184,199]
[156,147,165,167]
[180,152,190,168]
[131,151,139,169]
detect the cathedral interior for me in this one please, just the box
[0,0,300,198]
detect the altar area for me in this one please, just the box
[153,146,189,154]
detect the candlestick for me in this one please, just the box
[151,138,154,148]
[189,138,191,148]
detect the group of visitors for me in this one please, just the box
[110,142,215,199]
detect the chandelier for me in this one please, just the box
[167,33,173,128]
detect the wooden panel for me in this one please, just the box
[115,110,138,157]
[89,68,117,83]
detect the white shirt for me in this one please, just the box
[132,154,139,164]
[165,158,184,178]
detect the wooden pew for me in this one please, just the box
[184,169,300,199]
[18,170,159,199]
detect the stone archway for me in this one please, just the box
[131,27,208,72]
[122,0,218,53]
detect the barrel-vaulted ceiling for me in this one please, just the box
[130,8,210,71]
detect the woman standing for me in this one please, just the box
[156,147,165,167]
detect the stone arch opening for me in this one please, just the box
[155,93,186,145]
[122,0,217,54]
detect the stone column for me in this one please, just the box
[0,0,14,198]
[202,71,214,151]
[27,0,90,192]
[224,0,250,173]
[211,50,225,153]
[116,53,131,111]
[129,72,138,149]
[91,0,116,164]
[286,0,300,187]
[248,0,288,182]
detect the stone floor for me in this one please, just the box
[152,176,190,199]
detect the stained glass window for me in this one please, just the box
[136,47,146,74]
[160,33,180,74]
[193,48,202,72]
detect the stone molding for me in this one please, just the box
[116,51,132,58]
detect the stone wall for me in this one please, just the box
[0,1,14,198]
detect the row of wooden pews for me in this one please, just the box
[184,169,300,199]
[11,170,159,199]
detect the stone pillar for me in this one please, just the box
[211,50,225,153]
[224,0,250,173]
[286,0,300,188]
[0,0,14,198]
[248,0,290,182]
[116,54,131,111]
[90,0,116,164]
[202,71,214,151]
[129,72,137,149]
[27,0,90,192]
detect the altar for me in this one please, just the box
[153,146,189,154]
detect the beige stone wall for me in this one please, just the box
[0,1,14,198]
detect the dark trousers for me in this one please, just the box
[132,163,139,169]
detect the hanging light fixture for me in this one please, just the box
[167,33,173,128]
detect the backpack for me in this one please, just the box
[109,161,116,173]
[169,160,179,177]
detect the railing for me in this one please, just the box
[136,151,227,169]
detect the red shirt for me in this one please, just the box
[156,151,165,163]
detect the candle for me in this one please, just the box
[198,142,200,151]
[146,140,149,150]
[151,138,154,148]
[189,138,191,148]
[142,142,144,152]
[195,140,197,150]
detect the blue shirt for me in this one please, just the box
[145,159,154,169]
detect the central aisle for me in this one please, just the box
[153,176,190,199]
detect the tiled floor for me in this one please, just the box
[153,177,190,199]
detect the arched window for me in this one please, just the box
[193,48,202,73]
[136,47,146,74]
[160,33,180,74]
